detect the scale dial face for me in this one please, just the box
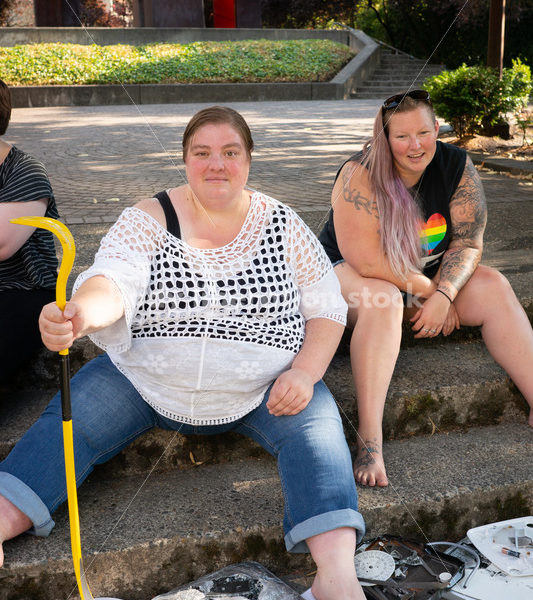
[354,550,396,587]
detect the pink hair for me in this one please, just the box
[361,98,435,278]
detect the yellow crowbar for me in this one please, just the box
[11,217,121,600]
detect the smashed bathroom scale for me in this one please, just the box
[354,519,533,600]
[438,515,533,600]
[354,535,465,599]
[466,515,533,577]
[151,561,302,600]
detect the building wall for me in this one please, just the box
[133,0,205,27]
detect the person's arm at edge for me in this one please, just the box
[0,199,47,260]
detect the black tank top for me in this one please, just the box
[318,141,467,279]
[154,190,181,238]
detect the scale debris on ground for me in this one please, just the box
[149,517,533,600]
[151,561,301,600]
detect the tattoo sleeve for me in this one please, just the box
[438,159,487,299]
[341,164,378,218]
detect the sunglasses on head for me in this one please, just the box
[382,90,431,113]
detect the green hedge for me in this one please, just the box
[0,40,354,86]
[425,60,532,138]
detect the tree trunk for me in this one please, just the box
[487,0,506,77]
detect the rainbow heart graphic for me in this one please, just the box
[420,213,447,254]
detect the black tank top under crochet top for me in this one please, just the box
[318,141,467,279]
[154,190,181,238]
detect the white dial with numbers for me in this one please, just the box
[354,550,396,586]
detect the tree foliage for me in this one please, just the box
[361,0,533,68]
[260,0,533,68]
[261,1,358,28]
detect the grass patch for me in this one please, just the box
[0,40,355,86]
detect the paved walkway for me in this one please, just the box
[8,99,533,228]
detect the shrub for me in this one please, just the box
[424,60,532,138]
[0,40,354,86]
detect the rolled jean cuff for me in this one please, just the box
[284,508,365,553]
[0,472,55,537]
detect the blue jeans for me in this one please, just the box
[0,354,364,553]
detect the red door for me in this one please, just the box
[213,0,236,28]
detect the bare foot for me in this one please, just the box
[354,438,388,487]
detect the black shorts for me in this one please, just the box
[0,287,55,382]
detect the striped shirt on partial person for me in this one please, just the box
[0,146,59,291]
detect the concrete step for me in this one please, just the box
[353,83,441,98]
[1,422,531,600]
[356,75,443,86]
[378,52,427,60]
[378,53,444,66]
[356,85,435,94]
[377,61,443,69]
[352,49,445,99]
[2,197,532,473]
[359,82,442,91]
[364,70,443,80]
[377,64,442,72]
[1,175,531,599]
[3,199,532,393]
[375,57,443,63]
[371,64,444,72]
[326,339,529,445]
[362,73,443,82]
[0,387,270,476]
[354,91,400,99]
[2,334,530,479]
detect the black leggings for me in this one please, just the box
[0,288,55,382]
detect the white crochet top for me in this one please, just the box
[74,191,347,425]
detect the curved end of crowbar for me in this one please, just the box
[12,217,96,597]
[10,216,76,314]
[11,216,75,355]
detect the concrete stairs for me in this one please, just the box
[352,48,446,99]
[1,207,533,599]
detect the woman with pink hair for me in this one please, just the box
[319,90,533,487]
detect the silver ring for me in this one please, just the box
[423,328,430,332]
[429,329,437,333]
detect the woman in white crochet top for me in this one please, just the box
[0,107,366,600]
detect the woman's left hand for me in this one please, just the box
[410,291,451,338]
[267,368,314,416]
[441,302,461,336]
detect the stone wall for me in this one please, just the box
[0,26,351,47]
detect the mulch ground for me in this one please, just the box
[440,123,533,161]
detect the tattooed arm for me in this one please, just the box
[332,161,436,298]
[437,157,487,301]
[340,164,378,218]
